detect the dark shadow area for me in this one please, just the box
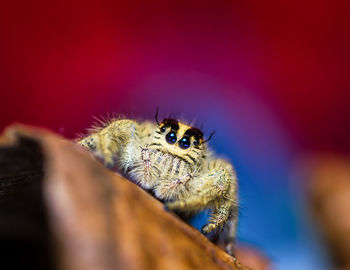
[0,136,56,270]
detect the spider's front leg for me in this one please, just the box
[166,160,238,236]
[78,119,139,168]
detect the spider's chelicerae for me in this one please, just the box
[78,113,239,254]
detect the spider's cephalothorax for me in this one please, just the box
[78,116,239,255]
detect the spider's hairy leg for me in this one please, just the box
[202,200,237,234]
[204,160,238,232]
[78,119,139,168]
[166,160,238,235]
[165,190,212,211]
[204,160,239,256]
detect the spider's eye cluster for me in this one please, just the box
[160,122,202,149]
[178,137,191,149]
[166,131,177,144]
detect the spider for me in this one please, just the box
[78,112,239,254]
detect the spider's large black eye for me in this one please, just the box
[166,131,177,144]
[178,137,191,149]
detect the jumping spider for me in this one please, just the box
[78,112,239,254]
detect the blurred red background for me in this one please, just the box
[1,0,349,152]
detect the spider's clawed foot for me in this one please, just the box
[201,223,217,234]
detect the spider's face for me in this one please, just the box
[150,118,206,164]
